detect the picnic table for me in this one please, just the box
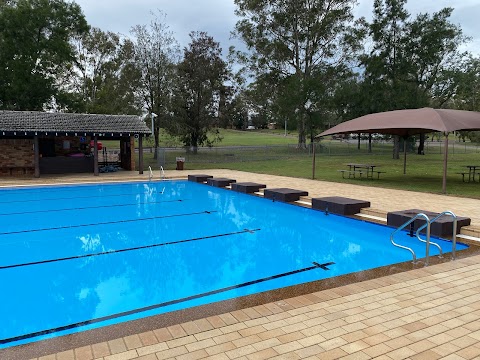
[457,165,480,182]
[338,163,385,179]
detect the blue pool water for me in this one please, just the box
[0,180,466,348]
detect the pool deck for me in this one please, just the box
[3,169,480,360]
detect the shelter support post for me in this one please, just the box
[33,135,40,178]
[443,133,449,194]
[138,135,144,175]
[312,141,316,179]
[403,136,407,175]
[94,136,99,176]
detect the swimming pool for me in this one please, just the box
[0,180,467,348]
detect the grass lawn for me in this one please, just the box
[101,129,298,149]
[145,149,480,199]
[102,128,480,199]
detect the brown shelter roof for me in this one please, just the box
[0,111,151,137]
[319,108,480,137]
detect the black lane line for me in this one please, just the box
[0,228,260,270]
[0,260,333,344]
[0,199,187,217]
[0,210,217,236]
[0,191,163,205]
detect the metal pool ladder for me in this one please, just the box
[390,211,458,266]
[148,166,153,181]
[417,211,458,261]
[391,213,430,265]
[160,166,165,180]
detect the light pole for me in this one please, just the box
[151,112,158,137]
[284,120,287,137]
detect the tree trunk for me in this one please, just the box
[417,133,425,155]
[297,115,307,149]
[393,135,400,159]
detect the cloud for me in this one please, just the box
[75,0,479,56]
[76,0,238,50]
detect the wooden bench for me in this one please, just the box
[372,171,386,179]
[339,169,385,180]
[338,169,365,178]
[456,172,469,182]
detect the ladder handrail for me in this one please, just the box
[390,213,431,264]
[415,228,443,259]
[416,210,457,260]
[160,166,165,180]
[148,166,153,181]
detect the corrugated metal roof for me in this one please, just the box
[0,111,151,137]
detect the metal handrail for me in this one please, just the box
[148,166,153,181]
[415,228,443,260]
[160,166,165,180]
[390,213,431,264]
[416,211,457,260]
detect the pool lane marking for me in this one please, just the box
[0,228,261,270]
[0,191,166,205]
[0,199,187,216]
[0,210,217,236]
[0,260,334,344]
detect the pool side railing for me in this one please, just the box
[416,210,458,261]
[391,211,458,266]
[415,228,443,260]
[148,166,153,181]
[390,213,431,265]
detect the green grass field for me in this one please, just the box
[105,128,480,199]
[179,152,480,199]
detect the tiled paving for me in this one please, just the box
[2,169,480,360]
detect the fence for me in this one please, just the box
[134,139,480,170]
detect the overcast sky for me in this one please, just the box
[74,0,480,56]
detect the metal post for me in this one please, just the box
[151,113,156,136]
[138,135,144,174]
[284,120,287,136]
[93,136,99,176]
[442,133,449,194]
[312,142,316,179]
[425,222,431,266]
[33,135,40,178]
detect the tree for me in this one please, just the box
[453,56,480,112]
[452,56,480,143]
[0,0,88,110]
[359,0,466,157]
[170,31,229,153]
[233,0,360,148]
[63,27,142,114]
[131,11,180,158]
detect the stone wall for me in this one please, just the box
[0,138,34,176]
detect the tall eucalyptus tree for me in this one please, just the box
[131,11,180,157]
[233,0,361,148]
